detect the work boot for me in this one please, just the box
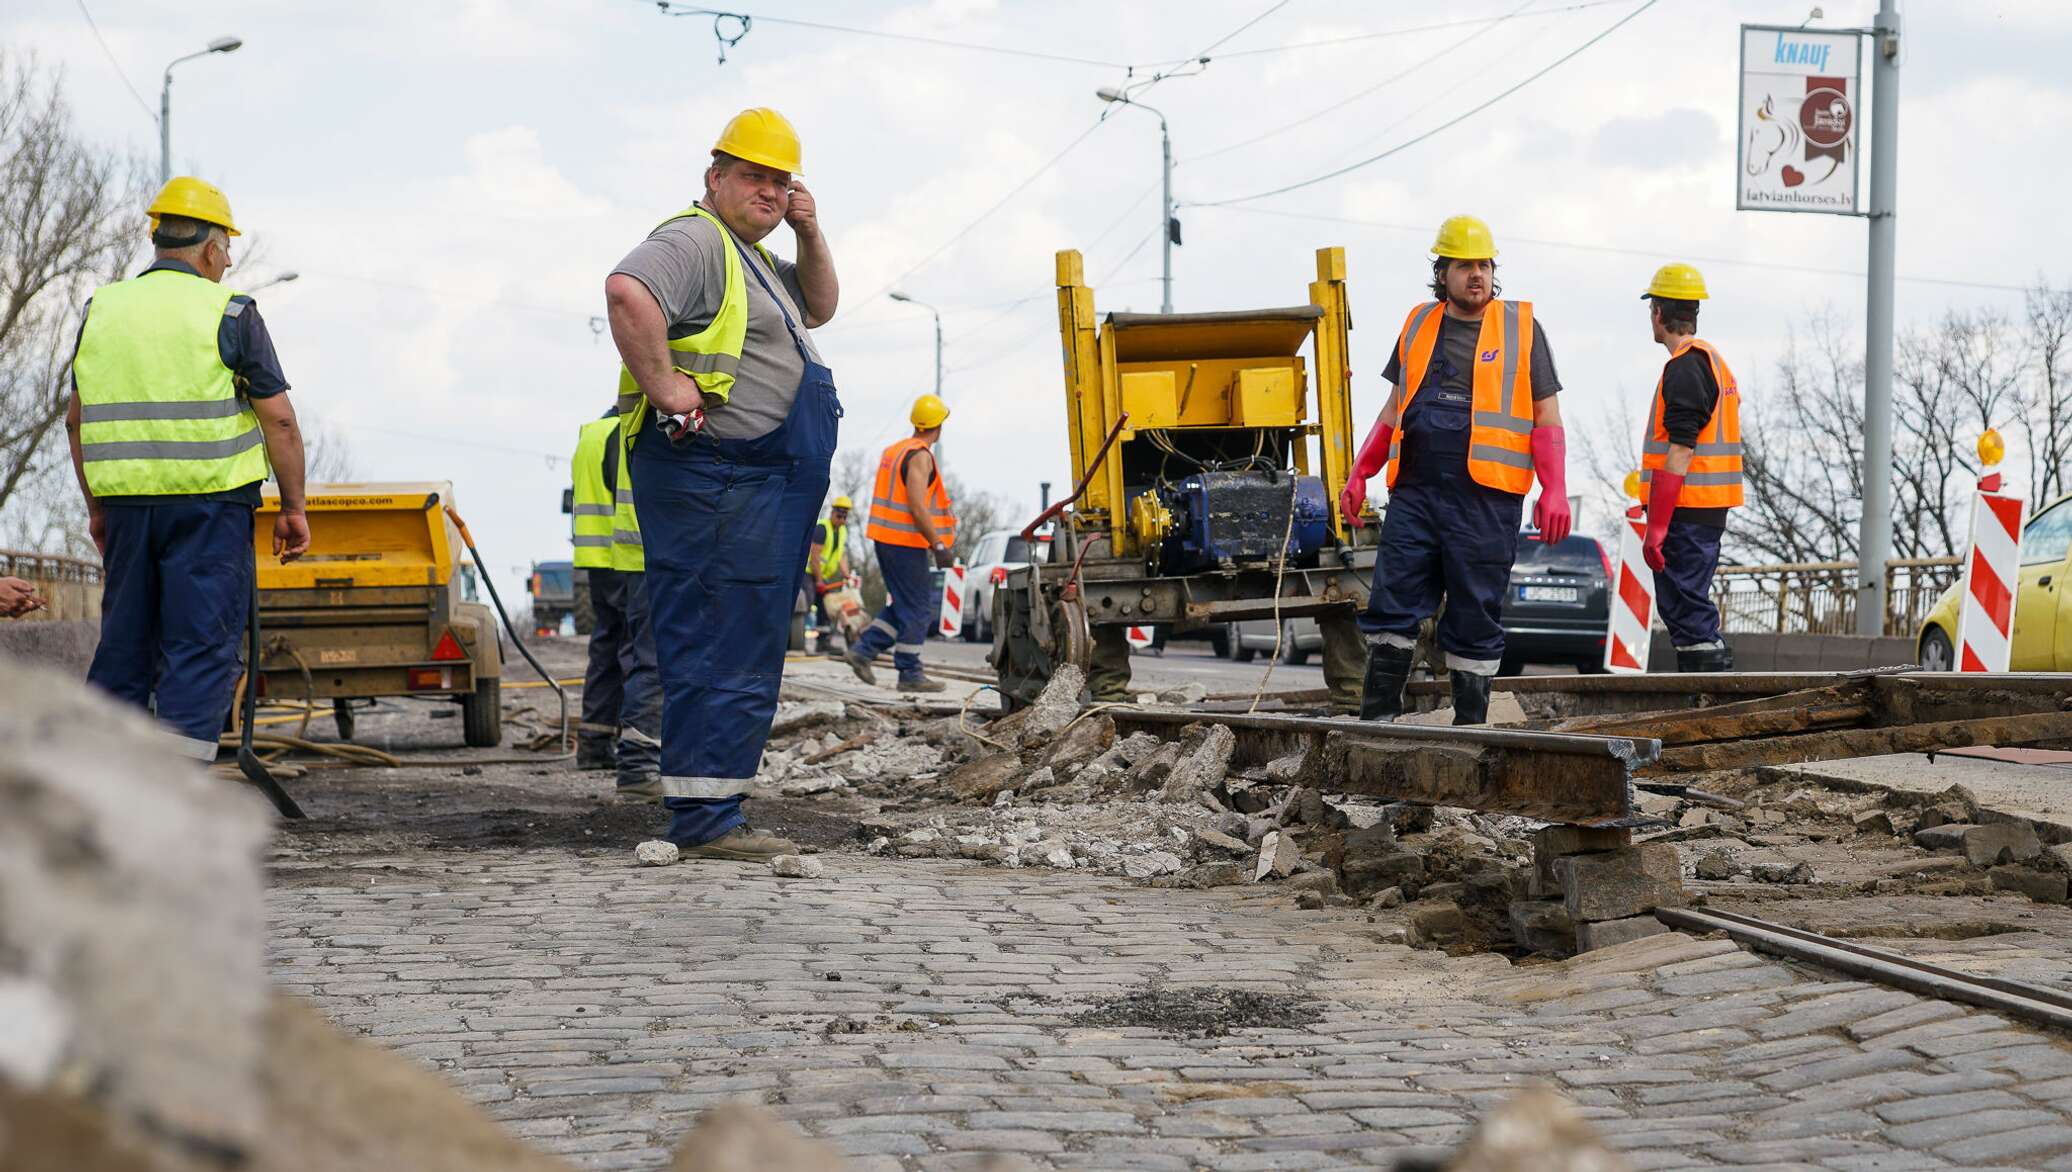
[1676,645,1735,673]
[680,825,800,861]
[844,648,878,685]
[1450,670,1493,726]
[898,673,947,694]
[614,775,662,801]
[575,739,615,771]
[1359,643,1416,722]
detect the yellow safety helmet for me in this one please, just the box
[910,394,950,430]
[1642,262,1709,301]
[146,175,240,236]
[830,495,854,511]
[712,107,802,175]
[1431,214,1496,261]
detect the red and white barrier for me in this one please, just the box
[1955,486,2026,673]
[1125,626,1153,650]
[1603,506,1657,674]
[937,562,966,639]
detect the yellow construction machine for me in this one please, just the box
[989,247,1374,704]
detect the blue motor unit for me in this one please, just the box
[1155,470,1328,574]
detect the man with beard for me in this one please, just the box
[1338,216,1571,725]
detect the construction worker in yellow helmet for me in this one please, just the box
[806,492,856,658]
[603,106,841,861]
[848,393,957,693]
[1638,262,1743,673]
[1341,214,1571,726]
[65,176,310,763]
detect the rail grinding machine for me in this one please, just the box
[990,247,1378,706]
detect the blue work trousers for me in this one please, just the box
[1652,518,1726,648]
[87,499,255,760]
[1358,476,1523,673]
[582,567,663,787]
[853,541,934,680]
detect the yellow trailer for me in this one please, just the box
[254,482,503,745]
[990,247,1377,704]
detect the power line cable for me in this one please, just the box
[1185,0,1536,164]
[1191,0,1662,206]
[1195,204,2063,295]
[73,0,158,123]
[652,3,1132,68]
[1200,0,1636,61]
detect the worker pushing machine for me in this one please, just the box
[848,395,956,694]
[1341,215,1571,726]
[570,407,663,798]
[806,495,854,658]
[604,106,840,861]
[65,177,310,759]
[1638,263,1742,672]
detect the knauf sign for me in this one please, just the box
[1737,25,1862,215]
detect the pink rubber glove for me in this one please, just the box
[1340,418,1394,527]
[1529,426,1572,545]
[1643,469,1683,572]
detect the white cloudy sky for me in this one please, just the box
[13,0,2071,594]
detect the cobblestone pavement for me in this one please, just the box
[266,844,2072,1172]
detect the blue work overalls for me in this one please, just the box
[1357,352,1523,674]
[630,235,839,848]
[582,567,664,788]
[88,499,255,760]
[853,542,934,681]
[1653,519,1726,648]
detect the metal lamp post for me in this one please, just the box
[1096,86,1173,314]
[888,291,943,397]
[161,35,243,184]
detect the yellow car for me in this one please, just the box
[1916,489,2072,670]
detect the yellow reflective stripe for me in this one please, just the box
[80,398,246,423]
[81,430,263,462]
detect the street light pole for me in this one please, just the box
[888,291,943,397]
[160,36,244,184]
[1856,0,1901,635]
[1096,88,1173,314]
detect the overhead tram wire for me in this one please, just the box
[1190,0,1663,207]
[74,0,158,122]
[1185,0,1538,164]
[651,2,1132,68]
[1200,0,1638,61]
[1194,205,2062,297]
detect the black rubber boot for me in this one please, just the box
[575,739,616,771]
[1359,643,1415,722]
[1675,648,1706,673]
[1676,645,1735,673]
[1450,671,1493,726]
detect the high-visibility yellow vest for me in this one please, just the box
[570,417,617,569]
[1641,337,1744,509]
[608,448,643,573]
[867,437,955,550]
[73,269,270,496]
[1383,299,1537,496]
[813,517,847,583]
[614,204,775,447]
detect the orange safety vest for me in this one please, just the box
[1382,299,1537,495]
[1640,337,1743,509]
[866,436,956,549]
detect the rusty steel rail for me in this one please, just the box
[1110,708,1656,827]
[1658,907,2072,1034]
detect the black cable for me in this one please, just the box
[1191,0,1663,207]
[73,0,158,123]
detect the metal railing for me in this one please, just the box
[1,548,104,623]
[1710,556,1960,638]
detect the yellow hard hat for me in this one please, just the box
[713,107,801,175]
[1431,214,1496,261]
[911,394,950,429]
[831,495,854,511]
[146,176,240,236]
[1642,262,1709,301]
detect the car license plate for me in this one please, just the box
[1520,585,1579,603]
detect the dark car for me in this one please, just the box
[1499,532,1612,674]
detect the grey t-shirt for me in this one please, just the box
[611,208,822,441]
